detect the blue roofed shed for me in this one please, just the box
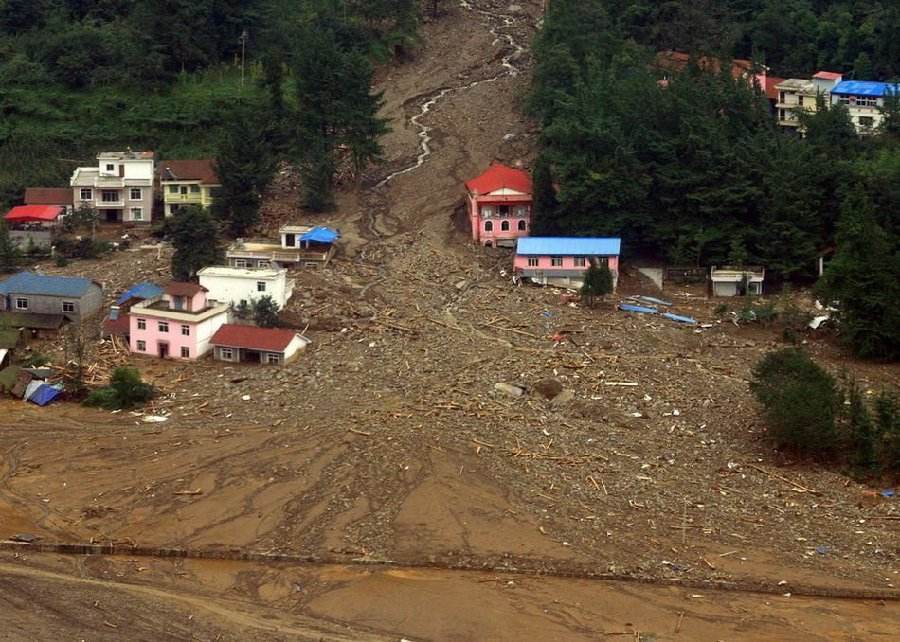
[0,272,103,325]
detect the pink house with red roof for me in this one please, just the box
[127,282,229,360]
[466,162,533,247]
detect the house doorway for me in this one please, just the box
[158,342,169,358]
[105,209,121,223]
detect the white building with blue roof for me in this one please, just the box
[514,237,621,289]
[830,80,899,133]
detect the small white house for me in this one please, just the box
[710,266,765,297]
[209,325,309,365]
[197,266,294,310]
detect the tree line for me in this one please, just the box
[530,0,900,360]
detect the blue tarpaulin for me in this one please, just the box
[618,303,657,314]
[662,312,697,325]
[28,383,63,406]
[300,227,340,244]
[117,282,163,305]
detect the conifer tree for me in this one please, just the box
[531,155,559,235]
[170,205,224,281]
[214,106,277,236]
[817,188,900,360]
[580,259,614,307]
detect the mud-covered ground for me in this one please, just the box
[1,1,899,639]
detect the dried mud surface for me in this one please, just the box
[1,1,899,639]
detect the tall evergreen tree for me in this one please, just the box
[293,7,388,211]
[170,205,224,281]
[531,155,559,235]
[816,188,900,360]
[213,106,277,237]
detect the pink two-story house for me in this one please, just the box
[514,237,621,289]
[466,162,533,247]
[128,282,229,360]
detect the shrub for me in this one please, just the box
[23,352,50,368]
[750,349,840,454]
[54,255,69,267]
[874,391,900,473]
[252,295,281,328]
[84,367,155,410]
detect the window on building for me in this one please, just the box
[62,301,75,313]
[527,257,539,267]
[501,220,510,231]
[798,96,804,107]
[859,116,874,129]
[220,347,234,360]
[106,163,115,172]
[480,205,494,218]
[101,190,119,203]
[130,188,142,200]
[158,321,169,333]
[484,221,493,232]
[234,259,247,268]
[136,340,146,351]
[180,186,189,195]
[169,185,179,194]
[499,205,510,218]
[266,353,281,365]
[517,220,526,231]
[181,325,190,336]
[515,205,529,217]
[80,188,92,201]
[137,318,146,330]
[190,185,200,193]
[573,256,586,267]
[15,297,27,310]
[257,281,266,292]
[779,91,785,103]
[551,257,563,267]
[594,256,609,267]
[181,347,190,358]
[131,207,143,221]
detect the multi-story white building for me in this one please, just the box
[776,71,843,131]
[197,266,295,310]
[831,80,899,134]
[70,151,155,223]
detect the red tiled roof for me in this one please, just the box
[465,162,532,195]
[763,75,784,100]
[813,71,842,81]
[102,313,130,337]
[164,282,206,297]
[210,324,298,352]
[24,188,73,206]
[655,51,757,80]
[4,205,63,223]
[158,160,220,185]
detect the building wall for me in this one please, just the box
[468,194,532,246]
[199,270,291,309]
[2,284,102,322]
[513,254,620,274]
[129,310,227,360]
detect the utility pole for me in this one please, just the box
[239,29,248,91]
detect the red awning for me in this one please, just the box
[4,205,63,223]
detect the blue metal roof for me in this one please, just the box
[0,272,96,297]
[516,237,621,256]
[117,282,163,305]
[300,226,340,244]
[831,80,899,97]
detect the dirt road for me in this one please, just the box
[1,1,899,639]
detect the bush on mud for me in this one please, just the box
[750,348,840,454]
[84,367,155,411]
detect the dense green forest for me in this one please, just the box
[531,0,900,359]
[0,0,418,209]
